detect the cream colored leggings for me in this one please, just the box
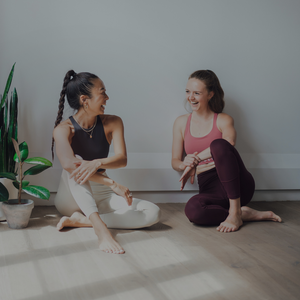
[54,170,160,229]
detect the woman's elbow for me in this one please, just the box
[228,139,235,146]
[120,155,127,167]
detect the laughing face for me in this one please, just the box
[86,78,109,115]
[185,78,214,111]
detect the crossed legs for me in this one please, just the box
[54,170,160,253]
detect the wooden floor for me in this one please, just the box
[0,201,299,300]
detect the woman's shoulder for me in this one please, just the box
[53,119,74,137]
[100,114,122,123]
[174,113,190,126]
[216,113,234,129]
[100,114,124,129]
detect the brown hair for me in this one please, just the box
[188,70,224,113]
[51,70,99,160]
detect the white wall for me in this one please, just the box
[1,0,300,199]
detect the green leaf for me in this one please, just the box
[0,63,15,108]
[12,138,21,162]
[0,172,17,180]
[23,185,50,200]
[24,157,52,167]
[0,182,9,202]
[8,88,18,172]
[13,141,28,162]
[12,180,29,189]
[24,164,51,176]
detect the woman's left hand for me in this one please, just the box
[70,160,101,185]
[179,166,196,191]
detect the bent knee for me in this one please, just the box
[185,196,214,226]
[146,205,161,227]
[210,139,233,160]
[139,203,160,227]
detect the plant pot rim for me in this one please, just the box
[2,199,34,206]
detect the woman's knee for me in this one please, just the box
[210,139,233,162]
[141,201,161,226]
[185,196,207,225]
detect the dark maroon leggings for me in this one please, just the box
[185,139,255,226]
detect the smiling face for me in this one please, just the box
[185,78,214,111]
[84,78,109,115]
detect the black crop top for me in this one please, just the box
[70,115,110,172]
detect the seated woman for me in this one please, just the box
[172,70,281,233]
[52,70,160,254]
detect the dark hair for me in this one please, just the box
[188,70,224,113]
[51,70,99,159]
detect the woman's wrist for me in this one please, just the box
[101,176,115,187]
[94,159,103,170]
[178,162,186,172]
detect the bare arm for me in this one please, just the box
[94,115,127,170]
[194,113,236,161]
[69,115,128,183]
[53,120,132,204]
[179,113,237,190]
[171,115,201,172]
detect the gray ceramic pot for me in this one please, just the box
[2,199,34,229]
[0,178,19,221]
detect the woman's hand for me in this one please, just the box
[196,162,215,175]
[179,166,196,191]
[110,182,133,206]
[181,152,201,170]
[70,159,101,185]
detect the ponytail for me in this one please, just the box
[51,70,76,160]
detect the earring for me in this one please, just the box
[85,105,88,109]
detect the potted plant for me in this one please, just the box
[0,138,52,229]
[0,63,18,221]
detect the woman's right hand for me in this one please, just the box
[110,182,133,206]
[181,152,201,170]
[179,166,196,191]
[196,161,215,174]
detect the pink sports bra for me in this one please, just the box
[184,113,222,165]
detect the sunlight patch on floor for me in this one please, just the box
[8,261,44,299]
[116,287,156,300]
[1,230,30,255]
[128,236,189,270]
[94,253,135,280]
[157,271,224,300]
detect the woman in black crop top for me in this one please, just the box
[52,70,160,254]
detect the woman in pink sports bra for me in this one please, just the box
[172,70,281,232]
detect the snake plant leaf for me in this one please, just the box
[12,180,29,189]
[24,164,51,176]
[13,141,28,162]
[0,172,17,180]
[0,63,15,108]
[0,182,9,202]
[0,130,8,173]
[24,157,52,167]
[7,90,18,172]
[4,97,8,131]
[23,185,50,200]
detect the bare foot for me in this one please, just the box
[217,213,243,233]
[56,212,92,231]
[241,206,282,222]
[98,228,125,254]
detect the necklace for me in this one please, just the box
[73,115,97,138]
